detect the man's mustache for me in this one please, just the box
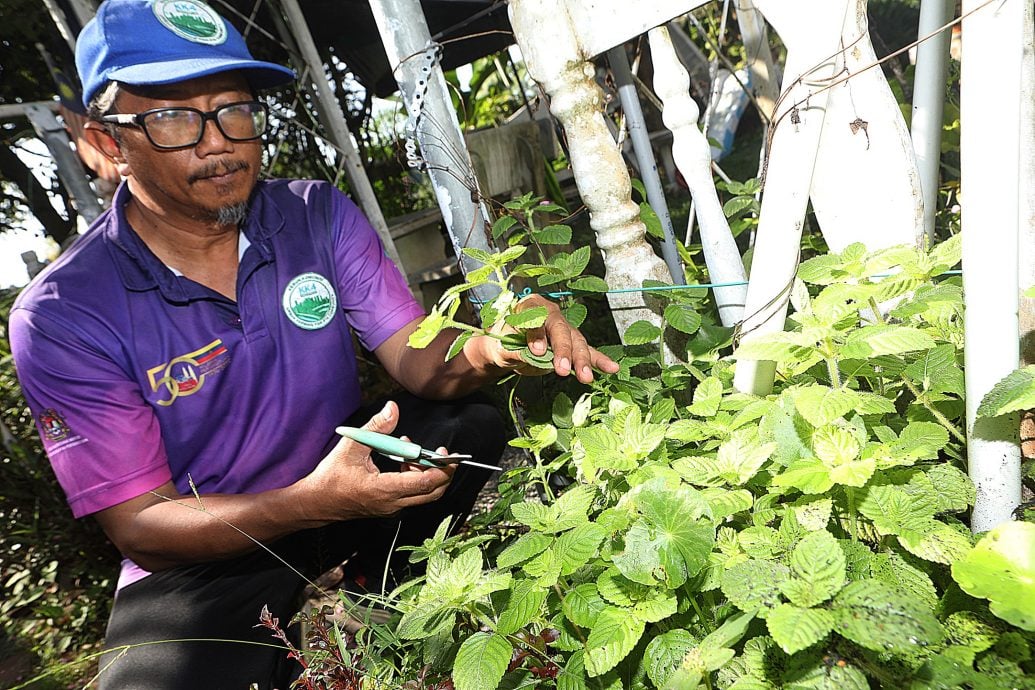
[188,160,250,184]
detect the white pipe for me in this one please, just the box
[733,0,849,395]
[279,0,406,272]
[911,0,955,247]
[961,0,1023,532]
[1020,0,1035,368]
[607,46,684,285]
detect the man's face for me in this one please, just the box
[113,71,263,225]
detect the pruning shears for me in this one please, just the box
[335,427,501,472]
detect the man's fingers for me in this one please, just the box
[363,400,399,434]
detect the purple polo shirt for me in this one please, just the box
[10,179,425,587]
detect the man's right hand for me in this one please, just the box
[297,400,455,522]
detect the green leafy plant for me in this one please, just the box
[343,229,1035,690]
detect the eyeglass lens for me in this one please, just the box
[142,103,267,148]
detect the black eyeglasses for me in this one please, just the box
[101,101,269,150]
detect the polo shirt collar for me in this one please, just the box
[104,181,285,301]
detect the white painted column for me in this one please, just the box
[961,0,1023,531]
[733,0,849,395]
[648,26,747,328]
[509,0,671,337]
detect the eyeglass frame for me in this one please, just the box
[100,100,269,150]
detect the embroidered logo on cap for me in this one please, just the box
[153,0,227,46]
[283,273,337,330]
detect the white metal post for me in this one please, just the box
[911,0,955,246]
[961,0,1023,532]
[607,46,684,285]
[278,0,405,270]
[369,0,500,306]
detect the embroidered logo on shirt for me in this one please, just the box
[282,273,337,330]
[152,0,227,46]
[146,339,231,407]
[37,408,71,442]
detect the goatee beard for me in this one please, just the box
[215,202,249,227]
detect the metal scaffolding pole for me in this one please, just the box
[369,0,500,306]
[910,0,954,246]
[24,103,104,225]
[277,0,404,270]
[607,45,684,285]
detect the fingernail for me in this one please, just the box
[381,402,393,418]
[559,357,570,373]
[582,365,592,379]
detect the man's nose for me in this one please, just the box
[195,117,234,155]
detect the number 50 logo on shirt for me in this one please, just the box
[146,339,231,407]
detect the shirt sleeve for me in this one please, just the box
[329,191,426,351]
[9,307,171,518]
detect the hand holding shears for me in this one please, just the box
[335,427,501,472]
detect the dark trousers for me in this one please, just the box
[97,393,506,690]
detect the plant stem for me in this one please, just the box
[822,343,842,387]
[845,487,859,542]
[900,378,967,443]
[867,297,887,325]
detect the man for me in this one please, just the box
[9,1,619,687]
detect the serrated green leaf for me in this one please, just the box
[869,552,938,611]
[408,310,447,349]
[491,214,519,239]
[569,276,609,292]
[446,331,473,361]
[783,531,846,606]
[563,583,606,628]
[791,497,833,531]
[564,302,588,328]
[701,488,754,521]
[534,223,573,245]
[723,195,758,217]
[832,579,944,652]
[633,589,678,623]
[505,305,549,330]
[665,303,703,334]
[898,519,973,564]
[840,325,937,359]
[625,320,662,345]
[453,632,512,690]
[585,606,646,676]
[646,629,698,689]
[922,464,975,513]
[496,531,553,569]
[952,523,1035,631]
[640,201,664,238]
[977,365,1035,418]
[892,422,950,462]
[522,546,562,586]
[496,578,548,635]
[903,344,964,396]
[716,430,776,485]
[689,377,723,417]
[772,460,834,494]
[721,560,791,616]
[397,601,456,640]
[555,522,607,575]
[793,386,858,427]
[766,604,834,654]
[857,484,933,536]
[734,334,815,363]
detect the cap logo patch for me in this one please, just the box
[153,0,227,45]
[283,273,337,330]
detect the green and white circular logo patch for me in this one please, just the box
[153,0,227,45]
[282,273,337,330]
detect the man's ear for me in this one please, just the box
[82,122,131,176]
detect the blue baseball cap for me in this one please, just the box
[76,0,296,107]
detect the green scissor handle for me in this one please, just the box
[335,427,423,460]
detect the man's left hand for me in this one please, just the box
[464,294,620,384]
